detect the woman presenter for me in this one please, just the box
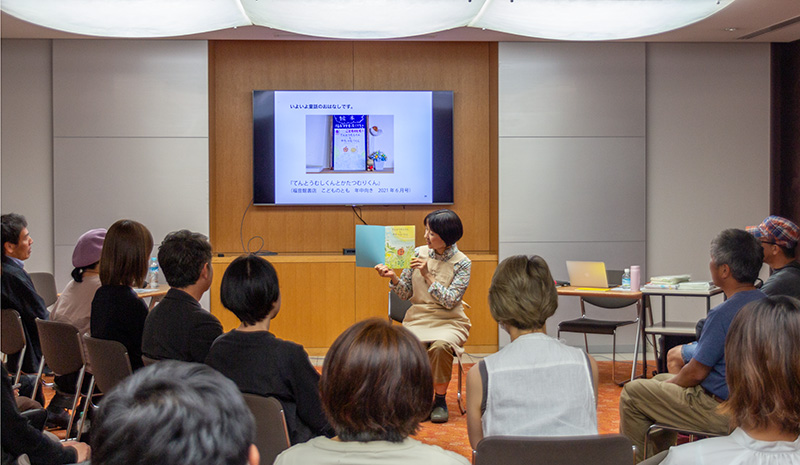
[375,209,471,424]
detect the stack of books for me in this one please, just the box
[643,274,691,290]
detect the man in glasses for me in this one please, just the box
[747,215,800,299]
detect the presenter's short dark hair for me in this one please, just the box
[220,254,279,326]
[709,229,762,284]
[724,296,800,435]
[91,361,255,465]
[1,213,27,253]
[489,255,558,330]
[157,230,212,288]
[321,318,432,443]
[99,219,153,288]
[424,209,463,246]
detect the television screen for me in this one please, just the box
[253,90,453,206]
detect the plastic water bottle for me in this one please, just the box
[148,257,159,288]
[621,268,631,290]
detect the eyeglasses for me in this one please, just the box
[760,240,777,245]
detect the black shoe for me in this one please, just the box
[45,408,71,430]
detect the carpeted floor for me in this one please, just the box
[413,360,639,460]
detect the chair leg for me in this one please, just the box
[31,357,46,401]
[65,367,85,440]
[583,333,589,353]
[76,375,95,441]
[456,355,466,415]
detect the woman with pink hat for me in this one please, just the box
[47,228,106,427]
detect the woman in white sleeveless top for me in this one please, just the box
[375,209,471,424]
[466,255,598,450]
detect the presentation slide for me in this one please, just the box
[273,91,434,205]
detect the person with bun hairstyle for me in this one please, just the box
[274,318,469,465]
[91,219,153,371]
[47,228,106,425]
[375,209,471,423]
[205,254,333,445]
[466,255,598,450]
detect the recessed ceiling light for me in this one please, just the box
[723,27,739,32]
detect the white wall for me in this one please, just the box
[51,40,210,292]
[1,40,54,273]
[2,40,210,309]
[498,42,647,350]
[646,43,771,323]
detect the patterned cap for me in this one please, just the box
[746,216,799,249]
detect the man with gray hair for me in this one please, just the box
[619,229,766,462]
[90,361,259,465]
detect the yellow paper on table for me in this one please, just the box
[384,225,415,269]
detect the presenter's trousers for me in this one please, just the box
[426,340,454,385]
[619,373,730,462]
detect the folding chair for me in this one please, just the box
[34,318,91,440]
[242,394,291,465]
[474,434,634,465]
[1,309,27,388]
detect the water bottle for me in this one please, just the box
[621,268,631,290]
[148,257,159,288]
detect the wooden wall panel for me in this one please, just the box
[210,41,496,254]
[209,41,499,352]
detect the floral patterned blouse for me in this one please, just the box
[390,244,471,309]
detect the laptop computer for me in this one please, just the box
[566,261,609,288]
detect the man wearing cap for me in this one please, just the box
[1,213,48,374]
[747,215,800,299]
[142,230,222,363]
[47,228,107,426]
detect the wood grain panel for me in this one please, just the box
[353,42,493,253]
[210,41,356,254]
[210,41,496,254]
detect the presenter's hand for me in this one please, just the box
[410,258,430,279]
[375,264,399,284]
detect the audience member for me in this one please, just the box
[747,215,800,299]
[1,213,48,374]
[621,229,765,462]
[1,365,91,465]
[142,230,222,363]
[90,219,153,371]
[375,209,471,423]
[656,296,800,464]
[205,254,333,444]
[274,318,470,465]
[47,228,106,427]
[90,361,258,465]
[466,255,598,450]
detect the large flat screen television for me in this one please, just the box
[253,90,454,206]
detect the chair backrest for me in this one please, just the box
[388,291,412,323]
[35,318,85,375]
[1,309,27,385]
[29,272,59,308]
[83,335,133,394]
[474,434,634,465]
[582,271,639,309]
[1,309,26,356]
[242,394,291,465]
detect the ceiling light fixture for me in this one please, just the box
[1,0,739,41]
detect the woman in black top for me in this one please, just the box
[205,255,334,445]
[90,219,153,371]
